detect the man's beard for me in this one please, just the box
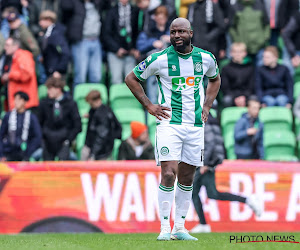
[171,37,191,53]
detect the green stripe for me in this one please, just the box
[192,51,203,126]
[177,182,193,191]
[155,127,159,163]
[167,49,182,124]
[156,76,165,104]
[159,184,174,192]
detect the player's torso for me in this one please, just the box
[156,47,213,127]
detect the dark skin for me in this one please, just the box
[125,18,221,187]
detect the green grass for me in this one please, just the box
[0,232,300,250]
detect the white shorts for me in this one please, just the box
[155,124,204,167]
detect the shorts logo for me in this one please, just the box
[138,61,146,71]
[194,62,202,72]
[161,146,169,156]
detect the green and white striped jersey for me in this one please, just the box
[133,45,219,127]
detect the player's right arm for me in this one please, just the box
[125,72,170,120]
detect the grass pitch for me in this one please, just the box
[0,232,300,250]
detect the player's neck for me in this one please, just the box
[176,45,193,55]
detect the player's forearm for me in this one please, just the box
[203,75,221,110]
[125,71,152,108]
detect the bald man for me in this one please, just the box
[125,18,221,241]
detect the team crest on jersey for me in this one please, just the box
[138,61,146,71]
[194,62,202,72]
[160,146,169,156]
[172,65,177,71]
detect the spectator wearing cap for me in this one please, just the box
[38,77,81,160]
[0,91,42,161]
[38,10,69,78]
[256,46,293,108]
[1,37,39,111]
[6,8,40,57]
[118,121,154,160]
[81,90,122,160]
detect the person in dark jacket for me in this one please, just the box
[136,5,170,104]
[256,46,293,108]
[0,91,42,161]
[187,0,226,60]
[38,10,69,78]
[81,90,122,160]
[61,0,111,88]
[103,0,140,85]
[191,110,261,233]
[234,96,264,159]
[118,121,154,160]
[221,42,254,107]
[38,77,82,160]
[282,11,300,76]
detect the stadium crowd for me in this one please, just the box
[0,0,299,161]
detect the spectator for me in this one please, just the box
[118,121,154,160]
[6,8,40,57]
[1,37,38,111]
[136,0,157,34]
[256,46,293,108]
[103,0,140,85]
[282,11,300,76]
[294,95,300,140]
[81,90,122,160]
[234,96,264,160]
[229,0,270,64]
[0,91,41,161]
[38,77,81,160]
[191,111,261,233]
[38,10,69,78]
[187,0,226,60]
[136,5,170,103]
[61,0,110,88]
[28,0,62,38]
[221,42,254,107]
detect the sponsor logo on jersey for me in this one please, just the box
[172,65,177,71]
[138,61,146,71]
[171,76,202,91]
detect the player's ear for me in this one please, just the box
[190,30,193,38]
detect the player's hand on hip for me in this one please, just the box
[147,104,171,120]
[201,107,209,123]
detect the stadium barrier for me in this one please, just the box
[0,160,299,233]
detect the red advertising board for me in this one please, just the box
[0,160,299,233]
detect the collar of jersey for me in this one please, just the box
[172,45,194,59]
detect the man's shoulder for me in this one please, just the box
[193,47,216,60]
[145,47,171,65]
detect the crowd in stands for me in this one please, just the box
[0,0,299,162]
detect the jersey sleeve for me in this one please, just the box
[206,53,219,79]
[133,55,160,81]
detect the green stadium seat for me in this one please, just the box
[221,107,247,136]
[264,130,297,161]
[114,108,146,140]
[259,107,293,132]
[112,139,122,160]
[76,118,88,159]
[294,81,300,101]
[296,118,300,137]
[74,83,108,117]
[224,130,236,160]
[109,84,142,111]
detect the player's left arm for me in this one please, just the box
[202,74,221,123]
